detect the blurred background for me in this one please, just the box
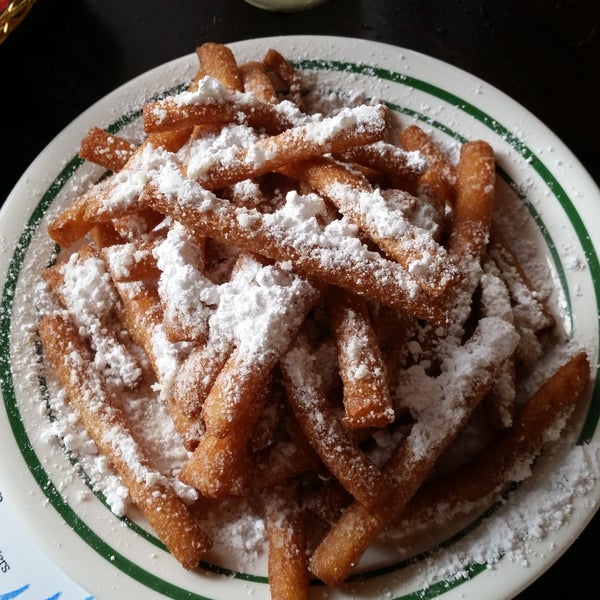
[1,0,598,202]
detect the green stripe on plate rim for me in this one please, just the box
[1,57,599,600]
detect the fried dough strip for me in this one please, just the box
[38,313,211,569]
[214,399,319,497]
[398,124,456,214]
[90,223,202,448]
[179,431,251,499]
[187,104,389,190]
[47,179,112,248]
[178,253,320,494]
[262,48,305,109]
[78,49,208,172]
[444,139,496,332]
[171,340,233,423]
[201,347,282,438]
[53,103,195,249]
[60,145,176,234]
[79,127,136,172]
[142,176,450,324]
[41,246,143,392]
[128,45,233,157]
[229,439,317,495]
[370,304,417,394]
[143,45,213,151]
[264,485,310,600]
[153,222,214,344]
[280,332,391,506]
[302,478,352,526]
[178,373,272,498]
[113,276,202,448]
[111,278,163,375]
[448,140,495,261]
[100,239,161,283]
[240,60,279,103]
[98,241,165,373]
[281,156,459,297]
[142,78,294,136]
[334,140,427,186]
[200,265,321,438]
[325,286,394,429]
[309,317,520,585]
[393,351,590,533]
[49,146,175,249]
[150,126,197,153]
[111,207,165,242]
[170,252,276,431]
[196,42,244,92]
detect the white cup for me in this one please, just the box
[242,0,328,11]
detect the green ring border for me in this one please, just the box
[1,55,599,600]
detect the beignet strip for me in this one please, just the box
[188,104,389,190]
[152,222,213,344]
[449,140,496,262]
[229,439,317,495]
[203,294,322,438]
[196,42,244,92]
[201,348,281,438]
[334,140,426,185]
[479,256,517,430]
[47,180,112,248]
[90,223,203,448]
[262,48,305,109]
[398,124,456,214]
[142,176,450,324]
[79,127,136,172]
[178,374,272,498]
[38,313,211,569]
[177,249,320,478]
[281,156,459,296]
[171,339,233,426]
[444,139,496,333]
[488,224,555,333]
[170,250,308,431]
[142,77,294,136]
[264,484,310,600]
[240,60,279,103]
[309,317,520,585]
[100,239,162,283]
[280,332,391,506]
[325,286,394,429]
[49,142,174,249]
[113,275,203,447]
[41,246,143,392]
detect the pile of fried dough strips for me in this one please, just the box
[38,42,589,599]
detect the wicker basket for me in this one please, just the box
[0,0,37,44]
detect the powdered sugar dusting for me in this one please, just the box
[410,441,600,589]
[4,39,598,600]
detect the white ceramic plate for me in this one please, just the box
[1,35,599,600]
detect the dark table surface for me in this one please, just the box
[1,1,599,598]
